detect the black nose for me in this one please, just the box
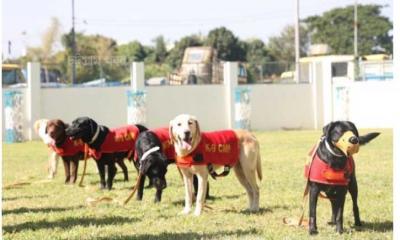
[184,131,191,138]
[349,136,359,144]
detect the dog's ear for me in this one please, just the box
[359,132,380,145]
[194,118,201,141]
[169,120,177,143]
[322,122,335,139]
[139,158,152,174]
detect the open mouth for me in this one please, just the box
[179,136,192,150]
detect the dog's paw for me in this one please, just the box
[180,208,191,215]
[309,228,318,235]
[194,208,202,216]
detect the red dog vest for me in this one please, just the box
[176,130,240,168]
[151,127,176,160]
[50,138,85,157]
[305,147,354,186]
[91,125,139,159]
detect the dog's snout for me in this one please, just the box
[349,136,359,144]
[184,131,191,138]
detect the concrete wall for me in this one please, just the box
[2,61,395,141]
[250,84,314,130]
[347,81,397,128]
[40,86,131,128]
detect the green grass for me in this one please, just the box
[2,129,393,240]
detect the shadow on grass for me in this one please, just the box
[2,206,85,215]
[353,221,393,233]
[2,194,49,201]
[95,228,259,240]
[171,194,242,206]
[222,207,272,215]
[3,216,139,233]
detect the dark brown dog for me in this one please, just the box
[46,119,130,185]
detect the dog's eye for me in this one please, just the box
[188,121,193,125]
[177,123,182,127]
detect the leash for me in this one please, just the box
[84,172,143,207]
[122,172,143,205]
[78,144,90,187]
[283,139,321,227]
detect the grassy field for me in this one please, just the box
[2,129,393,240]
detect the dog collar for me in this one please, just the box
[140,146,161,162]
[324,139,345,157]
[89,126,100,144]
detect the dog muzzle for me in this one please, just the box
[334,131,360,156]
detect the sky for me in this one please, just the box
[2,0,393,59]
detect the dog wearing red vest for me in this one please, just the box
[134,127,211,203]
[45,119,132,186]
[306,121,379,235]
[169,114,262,216]
[65,117,148,190]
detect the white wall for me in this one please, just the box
[250,84,315,130]
[40,86,131,128]
[145,85,226,131]
[348,81,396,128]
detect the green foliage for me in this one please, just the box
[206,27,246,61]
[267,25,309,63]
[166,35,204,69]
[243,39,273,83]
[117,41,147,62]
[304,4,392,55]
[152,35,168,64]
[144,63,172,79]
[2,130,393,239]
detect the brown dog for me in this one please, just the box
[169,114,262,216]
[46,119,131,185]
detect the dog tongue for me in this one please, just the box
[181,141,192,150]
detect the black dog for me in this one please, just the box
[65,117,148,190]
[307,121,379,235]
[134,127,211,203]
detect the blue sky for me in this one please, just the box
[2,0,393,58]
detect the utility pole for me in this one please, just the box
[294,0,300,83]
[354,0,358,57]
[71,0,77,85]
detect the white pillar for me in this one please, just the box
[26,62,41,140]
[131,62,145,90]
[223,62,238,129]
[321,59,333,126]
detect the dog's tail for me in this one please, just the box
[256,150,262,181]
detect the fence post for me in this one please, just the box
[223,62,238,129]
[127,62,146,125]
[26,62,41,140]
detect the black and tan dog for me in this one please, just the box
[306,121,379,235]
[134,127,211,203]
[65,117,148,190]
[46,119,131,185]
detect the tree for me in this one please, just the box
[118,41,147,62]
[267,24,309,63]
[152,35,168,64]
[243,39,273,83]
[304,4,392,55]
[166,35,203,69]
[206,27,246,61]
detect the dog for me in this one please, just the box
[169,114,262,216]
[46,119,131,185]
[65,117,148,190]
[134,127,211,203]
[34,119,60,179]
[306,121,380,235]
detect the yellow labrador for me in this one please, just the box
[169,114,262,216]
[34,119,60,179]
